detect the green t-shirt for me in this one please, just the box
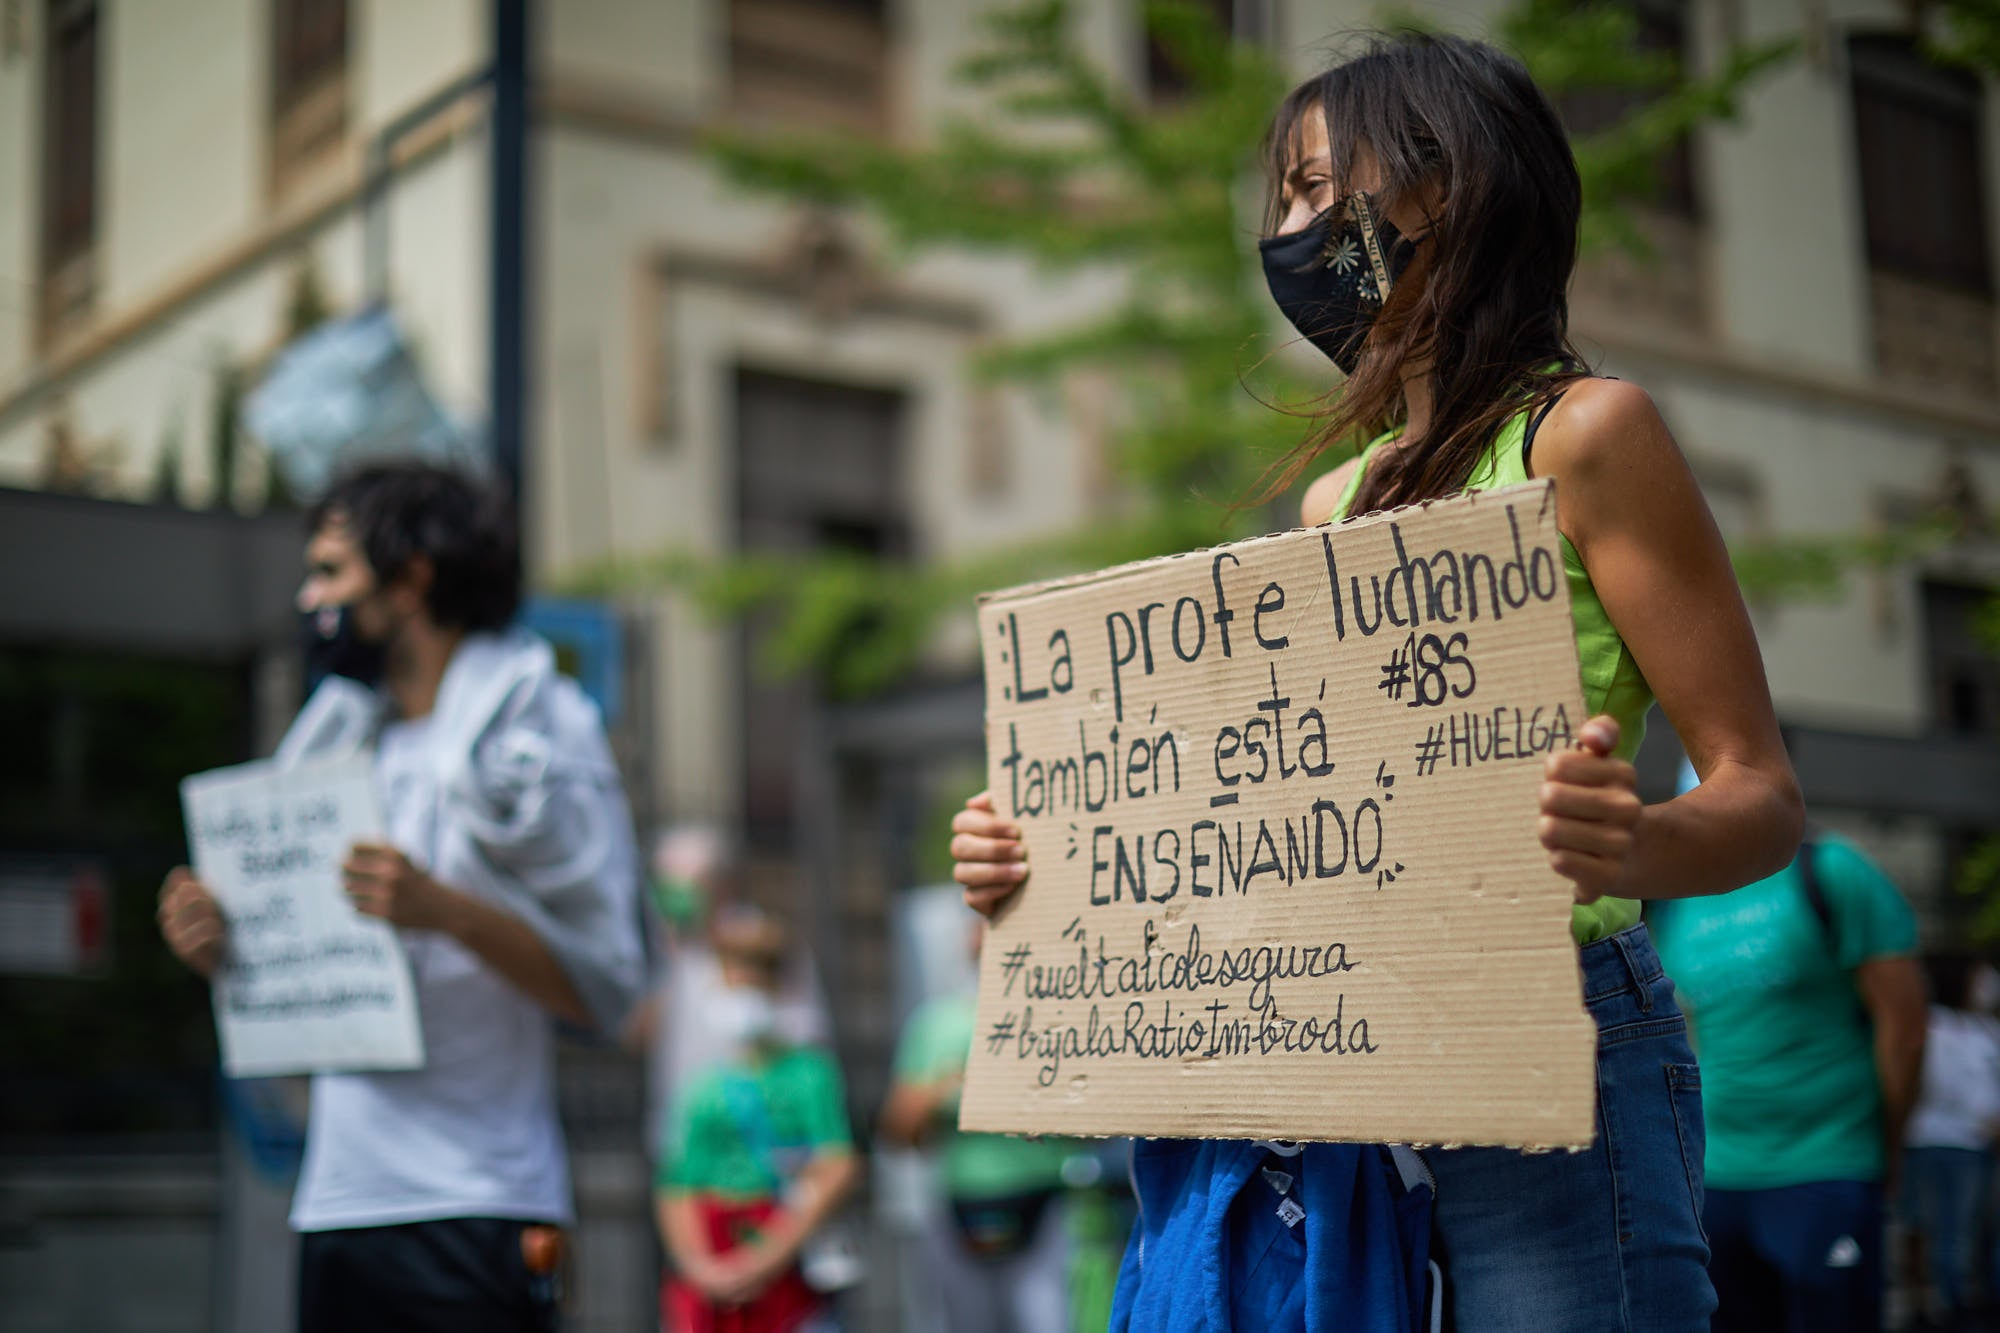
[659,1046,853,1200]
[894,991,1076,1200]
[1649,835,1917,1190]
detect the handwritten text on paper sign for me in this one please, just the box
[182,756,425,1078]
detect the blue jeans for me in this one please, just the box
[1903,1145,1991,1315]
[1425,925,1715,1332]
[1705,1180,1883,1333]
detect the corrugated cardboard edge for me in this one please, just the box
[977,479,1561,610]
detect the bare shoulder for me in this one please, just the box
[1301,457,1359,527]
[1532,377,1677,480]
[1532,377,1712,557]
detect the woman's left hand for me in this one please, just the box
[1539,716,1641,905]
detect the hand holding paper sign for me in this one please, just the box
[179,756,426,1077]
[1538,717,1641,906]
[341,842,456,930]
[341,839,593,1027]
[950,792,1027,918]
[157,867,227,977]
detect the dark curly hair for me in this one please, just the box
[308,462,522,632]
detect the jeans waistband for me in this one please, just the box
[1579,922,1664,1005]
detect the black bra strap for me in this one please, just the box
[1521,391,1566,468]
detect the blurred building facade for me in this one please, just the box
[1557,0,2000,918]
[1,0,1998,1330]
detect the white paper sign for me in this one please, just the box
[181,756,424,1076]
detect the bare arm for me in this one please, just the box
[1300,458,1360,527]
[656,1143,858,1305]
[746,1150,861,1268]
[879,1076,959,1148]
[344,842,590,1026]
[437,888,591,1026]
[658,1188,787,1306]
[1856,955,1928,1188]
[1533,380,1803,900]
[659,1192,732,1297]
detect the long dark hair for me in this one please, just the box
[1256,32,1588,515]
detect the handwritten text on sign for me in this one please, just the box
[961,480,1598,1148]
[181,756,424,1077]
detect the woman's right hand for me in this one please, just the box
[157,867,227,977]
[951,791,1027,918]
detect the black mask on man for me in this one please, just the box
[300,603,388,688]
[1259,192,1422,374]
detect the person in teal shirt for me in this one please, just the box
[1651,821,1927,1333]
[880,922,1081,1333]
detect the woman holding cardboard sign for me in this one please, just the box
[953,29,1801,1333]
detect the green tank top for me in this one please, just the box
[1333,401,1648,944]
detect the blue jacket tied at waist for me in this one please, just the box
[1112,1139,1435,1333]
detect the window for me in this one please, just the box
[733,369,907,846]
[1555,0,1697,218]
[1924,580,2000,740]
[1851,35,1994,395]
[269,0,349,192]
[39,0,98,344]
[1851,36,1990,295]
[729,0,889,136]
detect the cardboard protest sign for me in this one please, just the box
[181,756,424,1077]
[962,479,1597,1148]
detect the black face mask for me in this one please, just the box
[300,603,388,688]
[1260,192,1422,374]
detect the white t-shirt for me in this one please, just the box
[289,715,570,1231]
[1906,1005,2000,1152]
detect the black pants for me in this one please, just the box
[298,1217,557,1333]
[1705,1181,1885,1333]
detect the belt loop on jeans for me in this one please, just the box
[1610,929,1653,1011]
